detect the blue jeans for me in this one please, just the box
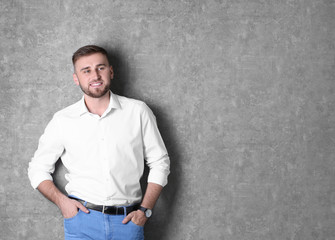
[64,204,144,240]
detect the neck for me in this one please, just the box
[84,91,110,117]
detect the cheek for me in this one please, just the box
[75,75,89,86]
[102,73,112,81]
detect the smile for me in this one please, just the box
[90,82,103,88]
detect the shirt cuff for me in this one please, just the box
[29,172,53,189]
[147,169,169,187]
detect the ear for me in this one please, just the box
[110,66,114,80]
[73,73,80,86]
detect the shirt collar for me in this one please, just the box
[78,91,121,116]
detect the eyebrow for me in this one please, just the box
[80,66,90,72]
[80,64,107,72]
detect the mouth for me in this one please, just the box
[90,81,103,88]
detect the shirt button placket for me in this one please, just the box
[100,118,111,200]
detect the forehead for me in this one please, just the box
[74,53,109,69]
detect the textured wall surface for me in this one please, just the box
[1,0,335,239]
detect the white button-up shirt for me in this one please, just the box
[28,92,170,206]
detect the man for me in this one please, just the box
[28,45,170,240]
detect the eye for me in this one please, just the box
[98,67,105,71]
[83,69,91,74]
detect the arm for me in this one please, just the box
[122,182,163,226]
[122,103,170,226]
[140,182,163,209]
[37,180,89,218]
[28,116,87,218]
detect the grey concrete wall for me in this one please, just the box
[1,0,334,239]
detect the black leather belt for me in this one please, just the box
[69,196,139,215]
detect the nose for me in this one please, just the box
[92,69,101,79]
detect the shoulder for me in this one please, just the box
[115,95,155,119]
[116,95,149,112]
[53,99,82,119]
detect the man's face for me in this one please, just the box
[73,53,113,98]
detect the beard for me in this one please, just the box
[79,81,111,98]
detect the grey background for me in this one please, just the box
[1,0,335,239]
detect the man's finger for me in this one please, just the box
[75,201,90,213]
[122,213,133,224]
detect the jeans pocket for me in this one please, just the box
[129,220,144,228]
[126,220,144,239]
[64,209,81,221]
[64,210,83,237]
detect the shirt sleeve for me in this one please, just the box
[28,114,65,189]
[140,103,170,187]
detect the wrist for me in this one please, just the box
[139,206,152,218]
[55,193,68,208]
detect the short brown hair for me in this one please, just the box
[72,45,108,65]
